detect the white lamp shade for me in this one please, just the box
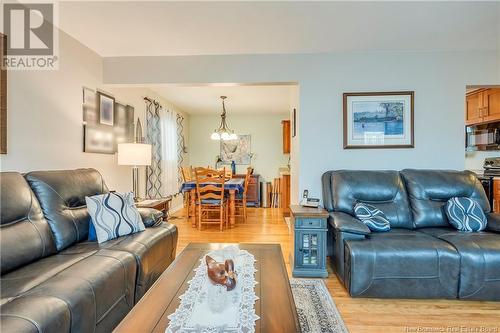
[117,143,152,166]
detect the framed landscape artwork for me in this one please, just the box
[343,91,414,149]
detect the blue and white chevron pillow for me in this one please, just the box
[86,192,145,243]
[354,203,391,232]
[445,197,487,232]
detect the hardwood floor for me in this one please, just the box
[169,207,500,333]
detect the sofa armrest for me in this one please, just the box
[329,211,371,235]
[487,213,500,233]
[137,207,164,227]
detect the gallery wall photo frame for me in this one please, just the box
[97,91,115,126]
[343,91,414,149]
[292,108,297,137]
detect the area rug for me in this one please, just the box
[290,278,349,333]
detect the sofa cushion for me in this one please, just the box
[0,172,57,274]
[328,170,413,229]
[47,222,178,302]
[0,250,97,303]
[25,169,109,251]
[23,249,137,332]
[344,229,460,298]
[418,227,500,301]
[86,192,145,243]
[0,296,71,333]
[445,197,487,232]
[401,169,490,228]
[354,203,391,232]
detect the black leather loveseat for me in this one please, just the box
[0,169,178,332]
[322,169,500,301]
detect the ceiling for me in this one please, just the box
[58,1,500,57]
[149,84,297,114]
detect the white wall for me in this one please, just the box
[0,31,135,192]
[0,30,190,212]
[189,113,289,183]
[104,51,499,203]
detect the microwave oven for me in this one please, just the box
[466,122,500,151]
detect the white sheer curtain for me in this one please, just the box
[159,108,178,197]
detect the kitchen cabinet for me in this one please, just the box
[282,120,291,154]
[466,88,500,125]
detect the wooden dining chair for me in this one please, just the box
[235,167,251,222]
[180,166,194,210]
[217,167,232,180]
[180,166,193,182]
[194,168,228,231]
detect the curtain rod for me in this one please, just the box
[144,96,184,120]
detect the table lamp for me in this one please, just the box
[118,143,152,201]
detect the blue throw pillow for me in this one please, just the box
[86,192,145,243]
[445,197,487,232]
[354,203,391,232]
[88,220,97,241]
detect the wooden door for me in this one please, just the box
[483,89,500,123]
[282,120,291,154]
[466,92,482,125]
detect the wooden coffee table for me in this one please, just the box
[114,243,300,333]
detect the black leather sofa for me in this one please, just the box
[322,169,500,301]
[0,169,178,332]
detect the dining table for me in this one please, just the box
[180,178,245,228]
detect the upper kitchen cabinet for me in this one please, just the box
[466,88,500,125]
[282,120,291,154]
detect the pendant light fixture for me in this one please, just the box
[211,96,238,141]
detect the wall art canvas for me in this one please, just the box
[82,89,134,154]
[83,124,115,154]
[343,91,414,149]
[220,135,251,165]
[114,103,134,148]
[98,91,115,126]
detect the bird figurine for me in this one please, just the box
[205,255,237,291]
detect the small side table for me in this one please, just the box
[136,197,172,221]
[290,205,329,278]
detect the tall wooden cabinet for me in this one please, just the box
[282,120,291,154]
[466,88,500,125]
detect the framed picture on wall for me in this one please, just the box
[292,108,297,137]
[97,91,115,126]
[343,91,414,149]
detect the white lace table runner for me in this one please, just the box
[166,245,259,333]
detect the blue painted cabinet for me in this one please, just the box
[291,206,329,278]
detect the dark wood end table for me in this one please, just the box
[136,197,172,221]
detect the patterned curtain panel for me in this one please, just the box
[159,108,179,197]
[145,100,162,198]
[176,114,186,186]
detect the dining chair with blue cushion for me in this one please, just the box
[194,167,228,231]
